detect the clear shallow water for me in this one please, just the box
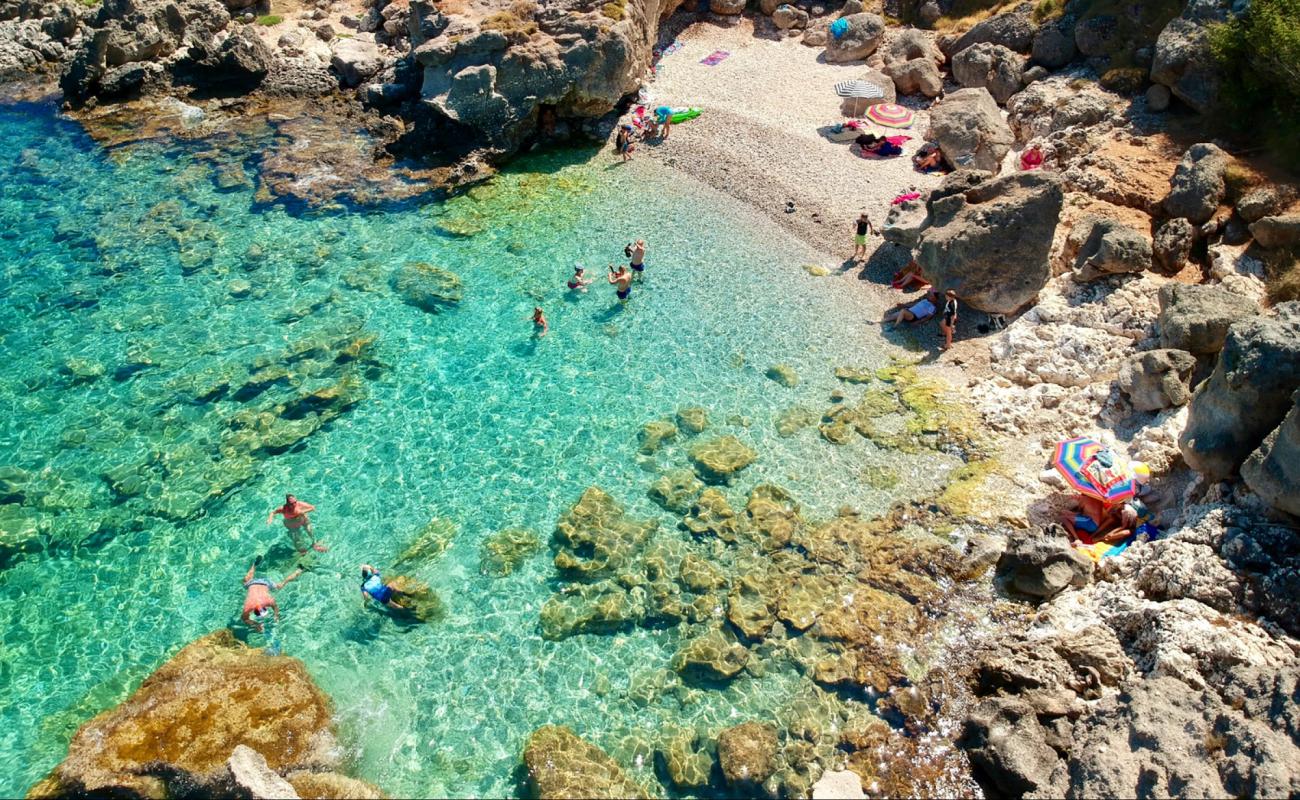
[0,100,963,796]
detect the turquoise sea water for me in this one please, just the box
[0,100,966,796]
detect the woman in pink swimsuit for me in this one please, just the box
[267,494,327,553]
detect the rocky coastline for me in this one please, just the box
[6,0,1300,798]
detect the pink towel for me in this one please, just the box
[892,191,922,205]
[700,50,731,66]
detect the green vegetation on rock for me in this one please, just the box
[255,14,283,25]
[1210,0,1300,167]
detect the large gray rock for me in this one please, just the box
[212,26,271,85]
[1117,349,1197,411]
[330,33,382,87]
[1249,215,1300,250]
[960,696,1066,797]
[1152,217,1196,272]
[1151,0,1234,114]
[915,171,1063,314]
[1164,143,1230,224]
[951,42,1023,105]
[772,5,808,30]
[883,57,942,97]
[823,12,885,62]
[1179,303,1300,480]
[1158,283,1259,355]
[1242,394,1300,518]
[996,525,1093,600]
[1070,217,1152,281]
[709,0,746,14]
[941,7,1035,57]
[882,27,943,67]
[1030,16,1075,68]
[927,87,1014,173]
[1237,186,1289,223]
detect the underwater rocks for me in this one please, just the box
[385,575,446,623]
[648,468,703,515]
[479,527,541,576]
[28,630,378,798]
[688,436,757,484]
[552,487,656,579]
[775,405,818,437]
[391,261,463,313]
[675,406,709,434]
[717,721,779,789]
[522,725,648,800]
[638,419,678,454]
[671,625,751,680]
[394,516,458,568]
[766,363,799,388]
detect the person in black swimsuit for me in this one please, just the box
[940,290,958,351]
[852,212,876,262]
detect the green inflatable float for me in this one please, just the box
[655,106,702,124]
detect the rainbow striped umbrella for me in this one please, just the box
[865,103,915,128]
[1051,437,1137,503]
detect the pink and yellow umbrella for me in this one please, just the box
[865,103,915,128]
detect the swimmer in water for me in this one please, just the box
[360,564,409,612]
[241,557,301,632]
[567,265,593,292]
[608,263,632,303]
[531,307,549,337]
[266,493,327,554]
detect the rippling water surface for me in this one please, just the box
[0,100,964,796]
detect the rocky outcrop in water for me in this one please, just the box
[28,630,382,798]
[522,725,647,799]
[914,171,1065,314]
[0,0,87,78]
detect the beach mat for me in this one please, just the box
[700,50,730,66]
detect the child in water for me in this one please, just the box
[567,265,593,292]
[531,307,548,337]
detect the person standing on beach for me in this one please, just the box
[940,290,959,351]
[628,239,647,280]
[608,263,633,303]
[267,494,327,554]
[531,307,549,337]
[241,556,301,633]
[615,125,633,162]
[852,212,877,262]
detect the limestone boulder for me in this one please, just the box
[1158,283,1259,355]
[1163,142,1230,224]
[28,631,340,798]
[772,5,808,30]
[951,42,1023,105]
[710,0,746,14]
[225,746,301,799]
[1151,0,1234,114]
[882,28,943,67]
[1005,76,1118,144]
[1152,217,1196,272]
[1069,217,1152,281]
[330,32,382,87]
[1249,215,1300,250]
[941,7,1035,57]
[522,725,647,799]
[883,57,942,97]
[823,13,885,63]
[1117,349,1197,411]
[717,721,779,788]
[915,171,1064,314]
[960,696,1066,797]
[1242,394,1300,518]
[995,526,1092,600]
[1237,186,1289,223]
[812,769,867,799]
[926,87,1014,173]
[1179,303,1300,480]
[1031,16,1076,68]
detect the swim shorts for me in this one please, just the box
[855,234,867,246]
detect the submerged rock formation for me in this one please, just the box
[522,725,647,799]
[28,630,381,798]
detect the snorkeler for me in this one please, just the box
[360,564,408,611]
[267,494,327,554]
[608,263,632,303]
[627,239,647,280]
[241,557,301,632]
[567,265,594,292]
[531,307,549,337]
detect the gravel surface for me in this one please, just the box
[635,16,946,271]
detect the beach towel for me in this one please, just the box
[700,50,730,66]
[830,17,849,38]
[1075,522,1160,562]
[653,39,683,59]
[892,191,922,205]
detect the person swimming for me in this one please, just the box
[266,493,326,554]
[241,557,301,632]
[608,263,632,302]
[531,307,548,337]
[567,265,593,292]
[360,564,408,612]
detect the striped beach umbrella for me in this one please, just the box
[1051,437,1137,504]
[834,80,887,99]
[865,103,915,128]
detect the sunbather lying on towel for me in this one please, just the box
[856,133,904,157]
[886,289,939,327]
